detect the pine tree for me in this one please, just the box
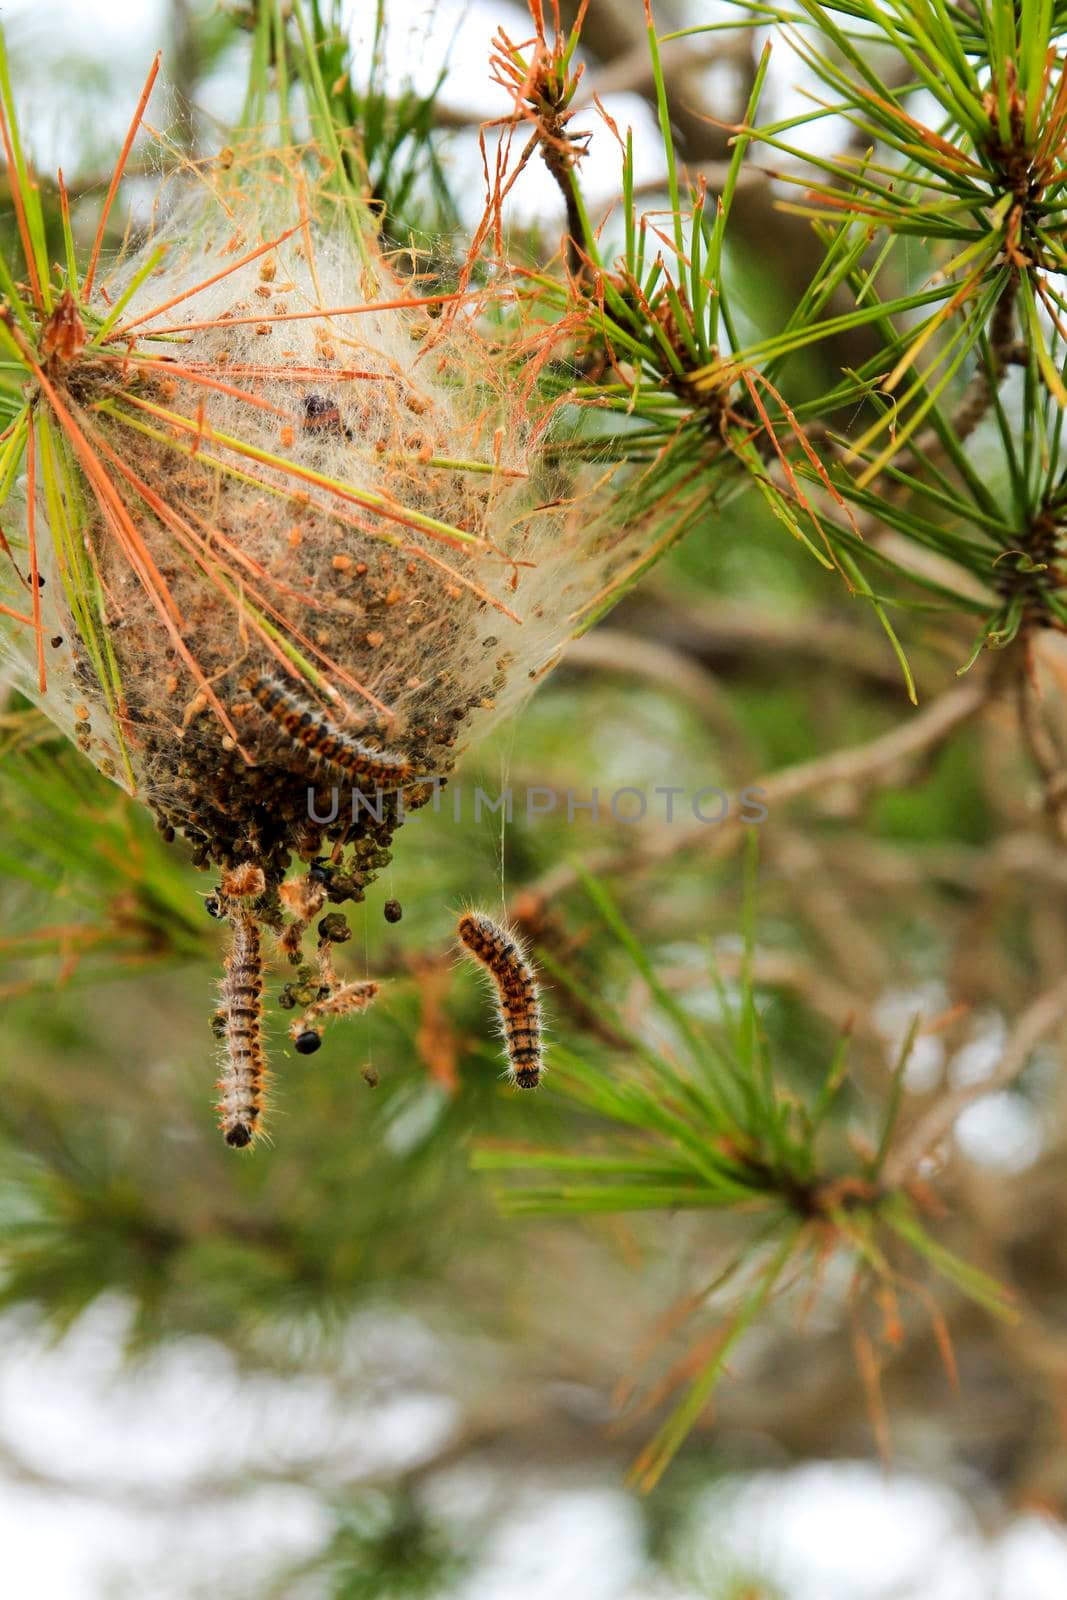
[2,2,1067,1593]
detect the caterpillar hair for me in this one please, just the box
[315,933,340,993]
[278,869,328,961]
[242,673,413,791]
[208,860,265,920]
[217,909,268,1148]
[289,978,380,1054]
[220,862,266,900]
[456,911,543,1089]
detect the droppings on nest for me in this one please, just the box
[2,146,645,1143]
[15,175,630,883]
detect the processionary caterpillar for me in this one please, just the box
[220,862,266,899]
[217,907,268,1147]
[278,865,328,961]
[456,911,543,1088]
[290,978,380,1054]
[243,673,413,790]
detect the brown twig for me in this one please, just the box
[520,675,992,911]
[1015,653,1067,841]
[563,628,754,769]
[884,974,1067,1184]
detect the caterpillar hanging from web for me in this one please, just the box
[456,910,543,1089]
[290,978,380,1055]
[216,899,268,1149]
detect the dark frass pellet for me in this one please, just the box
[318,912,351,944]
[383,899,403,924]
[362,1065,380,1088]
[294,1029,323,1055]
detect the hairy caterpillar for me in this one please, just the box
[456,911,543,1088]
[242,673,413,790]
[206,861,265,919]
[289,978,380,1054]
[278,865,329,961]
[220,862,266,900]
[217,908,268,1147]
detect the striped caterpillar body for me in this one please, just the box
[242,673,413,790]
[290,978,380,1054]
[217,909,268,1147]
[456,911,543,1089]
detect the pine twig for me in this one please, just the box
[884,975,1067,1184]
